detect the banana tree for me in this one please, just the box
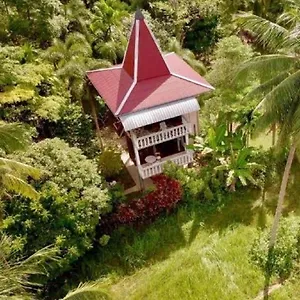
[214,147,264,192]
[190,124,245,161]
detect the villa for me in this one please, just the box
[87,10,214,181]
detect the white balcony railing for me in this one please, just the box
[132,123,190,150]
[138,150,194,179]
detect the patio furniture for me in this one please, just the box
[155,151,161,161]
[160,121,167,130]
[145,155,157,164]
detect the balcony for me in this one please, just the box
[138,150,194,179]
[131,117,190,150]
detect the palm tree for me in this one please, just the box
[237,0,300,243]
[0,234,110,299]
[90,0,129,62]
[45,34,110,150]
[0,234,58,298]
[45,32,92,72]
[0,122,41,201]
[167,38,206,75]
[61,282,111,300]
[236,1,300,296]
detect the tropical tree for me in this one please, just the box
[90,0,129,62]
[236,1,300,294]
[45,32,93,102]
[167,38,206,75]
[0,234,58,299]
[0,122,41,201]
[204,36,254,134]
[214,147,263,191]
[61,282,111,300]
[0,234,110,300]
[45,33,110,149]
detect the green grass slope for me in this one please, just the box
[110,225,263,300]
[54,163,300,300]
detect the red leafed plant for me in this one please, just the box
[105,175,182,228]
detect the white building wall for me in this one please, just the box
[184,111,199,135]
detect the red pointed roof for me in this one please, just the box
[87,10,214,116]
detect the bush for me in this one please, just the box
[108,182,126,205]
[54,104,99,158]
[98,148,123,179]
[1,138,111,277]
[164,162,225,203]
[101,175,182,229]
[250,216,300,278]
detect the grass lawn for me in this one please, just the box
[109,225,263,300]
[51,162,300,300]
[250,131,274,149]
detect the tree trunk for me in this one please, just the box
[86,80,104,151]
[90,98,104,151]
[263,144,296,299]
[3,0,9,15]
[269,144,295,248]
[271,124,276,146]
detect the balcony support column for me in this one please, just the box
[185,132,189,148]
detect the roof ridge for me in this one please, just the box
[86,65,122,73]
[171,72,215,90]
[116,18,140,115]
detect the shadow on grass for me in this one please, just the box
[201,188,263,233]
[46,175,300,300]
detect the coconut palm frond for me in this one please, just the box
[97,42,118,63]
[257,69,300,113]
[237,14,289,49]
[65,32,90,50]
[16,245,59,277]
[0,236,59,298]
[235,55,296,82]
[291,100,300,141]
[167,38,206,75]
[0,158,42,180]
[61,282,111,300]
[245,71,290,100]
[2,174,40,200]
[58,61,86,80]
[0,123,31,153]
[278,9,300,28]
[86,58,111,71]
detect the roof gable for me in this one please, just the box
[86,10,214,117]
[122,10,170,82]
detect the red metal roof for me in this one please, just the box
[121,73,210,114]
[86,10,214,116]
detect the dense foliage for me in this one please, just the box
[98,148,123,179]
[1,0,298,298]
[101,175,182,229]
[1,138,110,275]
[251,216,300,278]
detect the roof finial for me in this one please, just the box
[135,8,144,20]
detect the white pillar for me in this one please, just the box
[131,130,143,184]
[185,133,189,149]
[131,131,141,166]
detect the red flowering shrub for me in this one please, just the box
[102,175,182,228]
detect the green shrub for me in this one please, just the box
[1,138,111,277]
[250,216,300,278]
[108,182,126,205]
[98,148,123,179]
[54,104,99,158]
[164,162,225,203]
